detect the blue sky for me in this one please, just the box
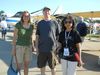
[0,0,100,16]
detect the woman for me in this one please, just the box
[12,11,34,75]
[58,15,82,75]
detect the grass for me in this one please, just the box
[86,34,100,38]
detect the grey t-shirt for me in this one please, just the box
[36,20,60,53]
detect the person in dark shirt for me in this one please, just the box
[35,7,60,75]
[76,17,88,42]
[58,15,83,75]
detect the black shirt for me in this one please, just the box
[58,30,82,61]
[36,20,60,52]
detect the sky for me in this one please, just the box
[0,0,100,16]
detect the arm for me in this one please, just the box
[31,25,35,52]
[56,32,62,54]
[12,28,20,69]
[12,28,18,56]
[76,43,82,59]
[76,43,83,67]
[35,35,39,55]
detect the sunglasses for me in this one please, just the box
[64,21,72,24]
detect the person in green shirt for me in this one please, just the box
[12,11,34,75]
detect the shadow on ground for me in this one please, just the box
[0,39,38,69]
[6,35,13,41]
[0,39,100,72]
[82,52,100,71]
[0,39,12,65]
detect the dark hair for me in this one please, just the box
[21,11,31,23]
[2,17,6,20]
[43,7,50,11]
[61,15,75,31]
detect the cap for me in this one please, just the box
[43,7,50,11]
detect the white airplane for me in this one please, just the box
[6,9,43,27]
[6,11,23,26]
[5,6,62,27]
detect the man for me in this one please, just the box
[76,17,88,42]
[35,7,60,75]
[0,17,8,40]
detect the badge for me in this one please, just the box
[63,48,69,56]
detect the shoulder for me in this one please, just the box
[38,20,45,23]
[37,20,44,26]
[59,31,65,36]
[78,22,86,26]
[51,20,58,24]
[30,23,34,29]
[51,20,60,30]
[37,20,44,27]
[72,30,82,40]
[71,30,80,35]
[15,21,22,28]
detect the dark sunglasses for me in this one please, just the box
[64,21,72,24]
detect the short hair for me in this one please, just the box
[43,7,50,11]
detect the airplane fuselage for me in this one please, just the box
[6,17,20,26]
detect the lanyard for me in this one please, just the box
[65,31,70,47]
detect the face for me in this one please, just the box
[64,19,73,29]
[22,13,30,22]
[43,10,51,18]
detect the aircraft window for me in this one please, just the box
[13,12,23,17]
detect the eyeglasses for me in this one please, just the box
[64,21,72,24]
[23,13,30,18]
[23,16,30,18]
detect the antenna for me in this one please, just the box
[31,8,43,14]
[52,5,62,15]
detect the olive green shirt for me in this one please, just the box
[15,22,34,46]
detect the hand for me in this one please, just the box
[77,60,84,67]
[12,46,16,56]
[57,56,61,64]
[36,47,39,55]
[55,43,62,54]
[32,45,34,52]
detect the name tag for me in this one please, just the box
[63,48,69,56]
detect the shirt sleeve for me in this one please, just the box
[53,20,61,36]
[74,31,82,44]
[58,31,64,43]
[36,22,40,35]
[15,22,20,29]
